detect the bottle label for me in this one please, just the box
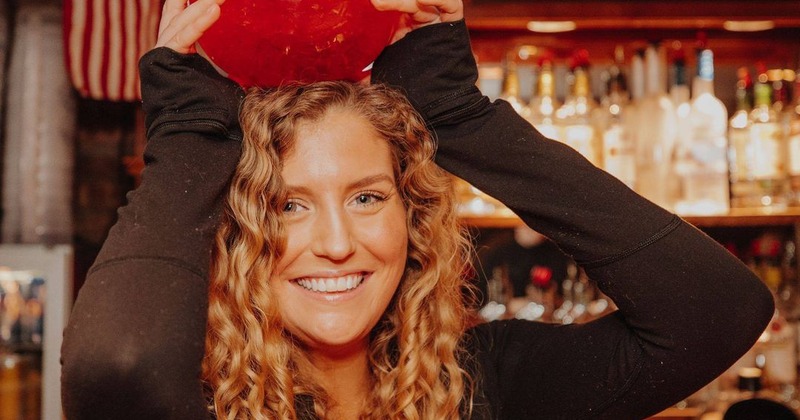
[564,124,598,166]
[789,121,800,175]
[750,123,783,179]
[534,122,560,142]
[729,128,750,181]
[603,125,636,188]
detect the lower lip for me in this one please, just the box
[292,273,371,303]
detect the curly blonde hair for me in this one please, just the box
[202,81,474,419]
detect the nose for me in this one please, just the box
[310,206,356,261]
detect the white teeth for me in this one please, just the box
[296,274,364,293]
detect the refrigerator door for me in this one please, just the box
[0,244,72,420]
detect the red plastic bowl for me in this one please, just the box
[190,0,401,87]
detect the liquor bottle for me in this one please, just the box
[669,44,692,147]
[789,67,800,204]
[625,48,645,184]
[761,309,798,394]
[699,367,797,420]
[746,65,788,208]
[480,266,511,322]
[598,45,636,189]
[634,42,678,211]
[629,48,645,104]
[556,49,600,166]
[529,53,561,141]
[770,68,790,115]
[500,59,531,119]
[729,67,756,208]
[675,47,729,215]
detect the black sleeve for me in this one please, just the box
[373,21,775,419]
[61,48,244,419]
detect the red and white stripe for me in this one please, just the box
[64,0,161,102]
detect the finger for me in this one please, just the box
[409,7,440,26]
[371,0,420,13]
[417,0,463,21]
[158,0,189,37]
[158,0,220,41]
[156,0,223,53]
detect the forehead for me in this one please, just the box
[281,108,395,185]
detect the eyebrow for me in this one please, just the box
[285,173,395,195]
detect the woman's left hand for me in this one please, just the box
[371,0,464,43]
[156,0,224,54]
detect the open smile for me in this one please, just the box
[294,272,368,293]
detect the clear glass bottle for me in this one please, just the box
[674,47,729,215]
[556,49,600,167]
[634,42,678,211]
[599,46,636,189]
[729,67,756,208]
[700,367,797,420]
[669,43,692,144]
[529,53,561,141]
[747,233,800,406]
[480,265,511,322]
[500,59,532,119]
[746,66,789,208]
[787,67,800,204]
[771,68,790,115]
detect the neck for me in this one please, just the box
[693,77,714,97]
[309,343,372,418]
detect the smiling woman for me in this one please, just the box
[204,82,472,418]
[60,0,776,419]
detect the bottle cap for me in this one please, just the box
[737,367,763,392]
[698,49,714,81]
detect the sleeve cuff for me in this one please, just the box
[139,48,245,141]
[371,19,480,122]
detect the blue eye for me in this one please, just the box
[354,192,387,207]
[283,201,300,213]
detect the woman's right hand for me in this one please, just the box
[371,0,463,43]
[156,0,224,54]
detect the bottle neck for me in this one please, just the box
[503,72,520,98]
[694,49,715,97]
[539,67,555,98]
[693,78,715,97]
[754,81,773,108]
[672,60,687,90]
[573,68,590,98]
[735,86,751,112]
[630,54,645,100]
[645,46,663,95]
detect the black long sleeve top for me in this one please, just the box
[61,20,774,420]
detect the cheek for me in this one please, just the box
[360,205,409,264]
[274,223,307,278]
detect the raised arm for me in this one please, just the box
[61,1,242,418]
[371,9,774,419]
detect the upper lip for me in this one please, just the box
[291,270,369,281]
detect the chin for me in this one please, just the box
[286,315,373,351]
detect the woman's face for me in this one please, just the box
[272,107,408,356]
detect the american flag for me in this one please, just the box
[63,0,161,102]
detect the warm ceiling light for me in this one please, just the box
[526,21,577,33]
[723,20,775,32]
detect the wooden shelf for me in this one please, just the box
[464,0,800,65]
[464,0,800,31]
[683,207,800,227]
[460,207,800,229]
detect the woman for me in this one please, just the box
[61,0,775,418]
[205,82,472,418]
